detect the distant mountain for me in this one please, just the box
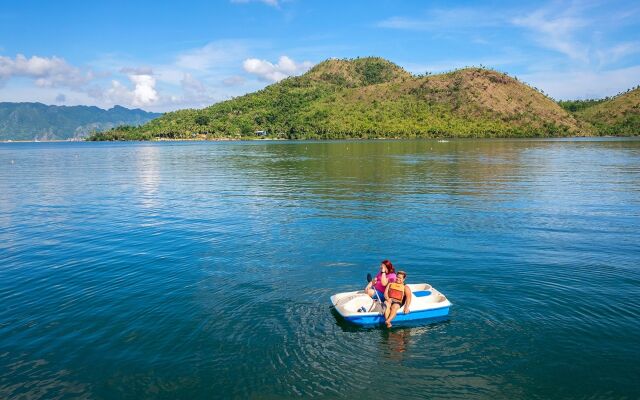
[0,102,162,140]
[90,57,587,141]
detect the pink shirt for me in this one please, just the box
[374,271,396,293]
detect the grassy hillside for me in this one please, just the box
[89,57,586,141]
[0,103,161,140]
[569,87,640,136]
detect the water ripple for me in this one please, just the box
[1,139,639,399]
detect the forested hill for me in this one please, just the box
[88,57,637,141]
[560,87,640,136]
[0,103,161,140]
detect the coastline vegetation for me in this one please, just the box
[86,57,639,141]
[558,99,607,113]
[564,85,640,136]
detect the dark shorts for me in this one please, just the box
[371,289,385,301]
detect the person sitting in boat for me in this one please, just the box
[384,271,412,328]
[365,260,396,301]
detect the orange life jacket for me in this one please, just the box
[388,282,405,302]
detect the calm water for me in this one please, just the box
[1,139,639,399]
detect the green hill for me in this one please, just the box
[0,103,161,141]
[566,87,640,136]
[89,57,591,141]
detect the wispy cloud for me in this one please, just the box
[374,1,640,103]
[230,0,279,8]
[181,72,206,94]
[508,1,640,69]
[174,40,249,71]
[401,54,525,75]
[377,7,504,31]
[520,65,640,100]
[607,4,640,23]
[595,41,640,66]
[222,75,246,86]
[511,5,589,62]
[3,2,638,110]
[377,3,592,65]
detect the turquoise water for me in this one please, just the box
[1,139,639,399]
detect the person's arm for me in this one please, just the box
[384,285,390,299]
[380,271,388,286]
[403,286,412,314]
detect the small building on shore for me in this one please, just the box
[255,130,267,137]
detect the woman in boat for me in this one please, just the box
[365,260,396,301]
[384,270,412,328]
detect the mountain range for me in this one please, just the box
[0,103,162,141]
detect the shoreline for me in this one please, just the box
[3,135,638,144]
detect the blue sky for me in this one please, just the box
[1,0,639,111]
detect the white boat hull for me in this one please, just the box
[330,283,451,326]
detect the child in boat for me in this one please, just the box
[384,271,412,328]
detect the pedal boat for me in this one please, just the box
[330,283,451,326]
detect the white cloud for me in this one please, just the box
[82,41,256,110]
[0,53,93,87]
[104,72,158,107]
[243,56,313,82]
[130,74,158,104]
[1,43,306,111]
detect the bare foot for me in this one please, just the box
[385,320,392,328]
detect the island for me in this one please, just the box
[87,57,640,141]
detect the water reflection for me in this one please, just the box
[381,328,411,359]
[134,145,161,210]
[220,140,640,204]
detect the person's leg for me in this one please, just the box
[368,289,384,303]
[386,303,400,328]
[384,300,392,319]
[364,281,373,296]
